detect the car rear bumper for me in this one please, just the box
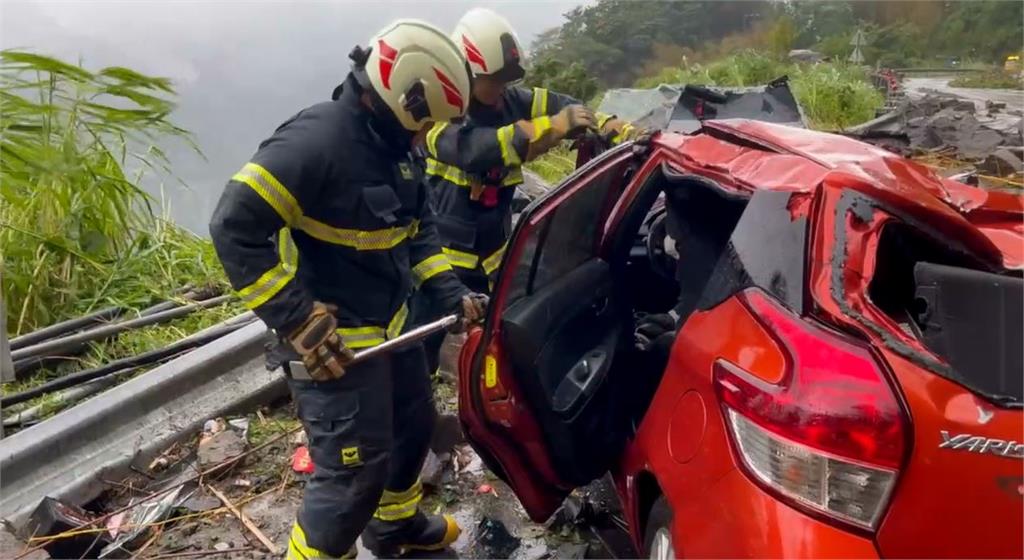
[670,469,879,558]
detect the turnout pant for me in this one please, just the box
[285,343,435,556]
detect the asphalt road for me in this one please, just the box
[905,76,1024,111]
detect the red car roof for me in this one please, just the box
[656,119,1024,269]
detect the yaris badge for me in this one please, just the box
[940,431,1024,459]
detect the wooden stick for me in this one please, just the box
[146,547,254,559]
[206,485,279,555]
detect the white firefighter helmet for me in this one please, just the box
[361,19,471,131]
[452,8,526,82]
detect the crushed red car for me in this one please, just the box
[457,116,1023,558]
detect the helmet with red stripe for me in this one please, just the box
[357,19,471,132]
[452,8,525,83]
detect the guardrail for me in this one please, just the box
[0,320,285,529]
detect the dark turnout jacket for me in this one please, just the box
[210,74,467,348]
[418,86,581,285]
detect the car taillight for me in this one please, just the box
[714,290,908,531]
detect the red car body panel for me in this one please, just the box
[460,120,1024,557]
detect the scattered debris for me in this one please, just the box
[100,469,193,557]
[291,446,314,474]
[180,489,221,513]
[420,449,448,488]
[454,445,485,478]
[207,484,280,555]
[213,541,231,551]
[198,421,247,471]
[477,483,495,495]
[289,429,308,447]
[475,516,521,559]
[980,147,1024,176]
[25,497,109,558]
[847,92,1024,165]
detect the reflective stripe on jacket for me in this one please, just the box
[210,74,466,344]
[419,86,579,283]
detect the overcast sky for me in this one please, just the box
[1,0,583,233]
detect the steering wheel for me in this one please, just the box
[642,206,678,280]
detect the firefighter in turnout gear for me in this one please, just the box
[209,20,485,559]
[411,7,646,374]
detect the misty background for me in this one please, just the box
[1,0,584,234]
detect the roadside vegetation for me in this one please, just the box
[636,51,883,130]
[1,50,240,419]
[949,71,1024,90]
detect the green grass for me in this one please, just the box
[635,50,884,130]
[949,71,1024,90]
[1,50,229,337]
[1,51,239,422]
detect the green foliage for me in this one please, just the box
[790,64,884,130]
[1,50,227,336]
[525,56,599,103]
[768,17,798,58]
[525,146,577,185]
[949,71,1024,90]
[634,51,882,131]
[533,0,1024,90]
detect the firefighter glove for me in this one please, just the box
[552,105,597,140]
[287,302,356,381]
[601,117,649,145]
[450,293,489,333]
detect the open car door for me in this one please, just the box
[458,148,640,521]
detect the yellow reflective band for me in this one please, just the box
[336,304,408,349]
[442,247,479,269]
[232,162,301,225]
[386,303,409,340]
[425,158,472,186]
[375,480,423,521]
[412,253,453,286]
[425,159,523,188]
[336,327,385,349]
[236,228,298,310]
[380,479,423,505]
[482,243,507,275]
[497,124,520,166]
[530,116,552,141]
[426,122,448,158]
[596,112,614,130]
[296,216,419,251]
[531,87,549,119]
[288,523,341,560]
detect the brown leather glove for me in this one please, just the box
[450,293,489,333]
[287,302,355,381]
[552,105,597,139]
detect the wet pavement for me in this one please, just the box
[905,76,1024,112]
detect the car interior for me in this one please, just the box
[492,160,750,487]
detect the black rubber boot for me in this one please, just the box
[362,511,461,558]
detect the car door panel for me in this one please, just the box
[459,148,639,520]
[501,259,616,408]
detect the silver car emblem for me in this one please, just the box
[940,431,1024,459]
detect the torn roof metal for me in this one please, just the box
[652,119,1024,269]
[598,77,807,134]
